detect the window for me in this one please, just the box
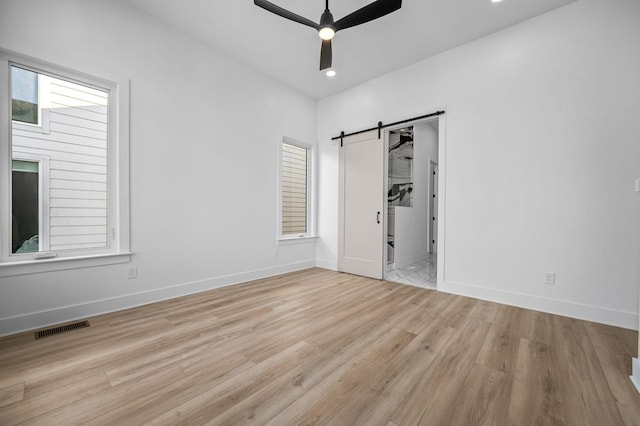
[0,50,130,274]
[11,153,50,254]
[12,159,40,253]
[11,66,38,125]
[279,139,314,239]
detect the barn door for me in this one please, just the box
[338,130,384,279]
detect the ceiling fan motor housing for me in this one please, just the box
[320,9,335,29]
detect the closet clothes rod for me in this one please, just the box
[331,110,445,145]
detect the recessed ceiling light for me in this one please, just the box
[326,70,336,77]
[491,0,503,3]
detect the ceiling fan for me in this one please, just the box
[254,0,402,71]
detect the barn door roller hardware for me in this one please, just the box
[332,110,445,144]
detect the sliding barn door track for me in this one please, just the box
[35,320,90,339]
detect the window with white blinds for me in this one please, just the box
[281,141,309,237]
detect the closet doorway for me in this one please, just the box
[385,120,440,289]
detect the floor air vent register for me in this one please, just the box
[35,320,90,339]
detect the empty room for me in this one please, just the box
[0,0,639,424]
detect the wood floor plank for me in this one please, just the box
[201,347,334,425]
[420,290,458,314]
[0,372,111,425]
[390,315,493,425]
[530,309,559,345]
[550,315,627,425]
[475,322,522,374]
[245,283,414,363]
[146,341,320,425]
[508,338,567,425]
[584,322,640,425]
[0,382,24,409]
[438,293,478,328]
[492,304,539,341]
[311,330,420,426]
[346,319,458,426]
[439,363,512,426]
[0,317,173,388]
[29,366,185,425]
[206,316,417,425]
[87,358,256,425]
[398,296,440,334]
[0,267,637,425]
[264,327,418,426]
[304,285,417,352]
[467,299,500,323]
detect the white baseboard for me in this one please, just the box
[440,279,638,330]
[0,260,315,337]
[315,258,337,271]
[631,358,640,394]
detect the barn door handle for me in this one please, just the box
[377,211,381,224]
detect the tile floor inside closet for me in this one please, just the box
[386,253,436,289]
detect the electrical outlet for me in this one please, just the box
[635,178,640,192]
[543,271,555,285]
[127,266,137,279]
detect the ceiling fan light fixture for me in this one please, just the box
[254,0,403,70]
[318,26,335,40]
[319,7,335,40]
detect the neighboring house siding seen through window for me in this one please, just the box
[11,67,109,253]
[281,141,309,237]
[0,50,130,274]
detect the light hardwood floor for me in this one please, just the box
[0,268,638,425]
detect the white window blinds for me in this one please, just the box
[281,142,308,236]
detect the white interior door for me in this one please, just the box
[338,130,384,279]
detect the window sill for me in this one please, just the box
[277,236,318,246]
[0,252,132,277]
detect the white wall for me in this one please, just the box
[317,0,640,329]
[393,122,437,267]
[0,0,317,335]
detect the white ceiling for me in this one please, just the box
[123,0,577,99]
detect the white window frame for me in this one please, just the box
[277,136,316,241]
[0,49,131,276]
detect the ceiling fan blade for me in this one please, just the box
[334,0,402,32]
[254,0,319,30]
[320,39,332,70]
